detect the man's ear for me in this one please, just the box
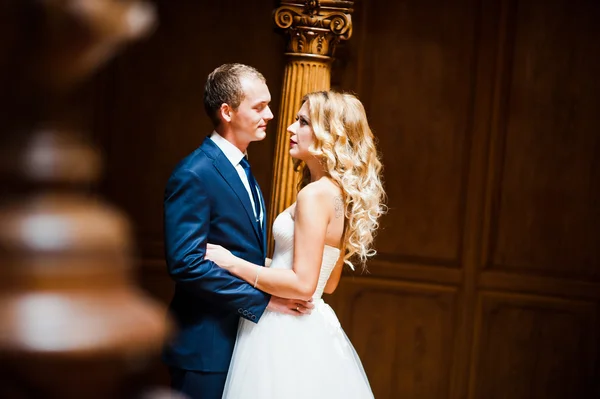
[220,103,233,123]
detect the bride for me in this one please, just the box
[206,90,386,399]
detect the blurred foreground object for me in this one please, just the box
[0,1,170,397]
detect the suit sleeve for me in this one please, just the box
[164,167,270,323]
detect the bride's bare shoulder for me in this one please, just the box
[297,178,341,208]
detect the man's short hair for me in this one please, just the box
[203,63,266,127]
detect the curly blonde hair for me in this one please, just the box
[294,91,386,271]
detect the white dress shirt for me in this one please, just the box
[210,132,264,226]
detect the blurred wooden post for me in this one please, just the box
[0,1,171,398]
[269,0,354,253]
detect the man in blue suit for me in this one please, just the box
[163,64,313,399]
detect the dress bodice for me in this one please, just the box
[269,211,341,300]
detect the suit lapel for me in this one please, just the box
[204,139,263,247]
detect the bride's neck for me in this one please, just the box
[306,158,327,182]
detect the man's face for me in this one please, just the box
[229,77,273,145]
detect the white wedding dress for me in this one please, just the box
[222,211,374,399]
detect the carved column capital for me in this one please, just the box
[274,0,354,59]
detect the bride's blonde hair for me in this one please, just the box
[294,91,386,271]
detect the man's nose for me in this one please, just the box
[264,106,274,121]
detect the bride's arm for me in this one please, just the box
[206,185,329,301]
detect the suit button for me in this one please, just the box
[238,308,243,314]
[251,315,257,321]
[243,310,249,316]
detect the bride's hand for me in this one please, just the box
[205,243,236,269]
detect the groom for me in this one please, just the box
[162,64,312,399]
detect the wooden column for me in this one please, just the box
[269,0,354,252]
[0,1,170,397]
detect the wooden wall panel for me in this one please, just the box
[332,0,600,398]
[471,293,597,399]
[488,0,600,279]
[355,0,479,264]
[330,279,456,399]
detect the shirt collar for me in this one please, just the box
[210,131,246,166]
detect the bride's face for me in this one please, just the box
[287,101,315,161]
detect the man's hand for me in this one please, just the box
[267,296,314,316]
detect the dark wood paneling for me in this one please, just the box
[330,279,456,399]
[356,0,479,264]
[332,0,600,398]
[471,292,597,399]
[488,0,600,279]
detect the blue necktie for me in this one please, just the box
[239,157,261,225]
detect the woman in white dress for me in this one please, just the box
[206,90,386,399]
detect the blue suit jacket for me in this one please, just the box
[162,137,270,372]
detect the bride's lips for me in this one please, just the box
[289,139,297,148]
